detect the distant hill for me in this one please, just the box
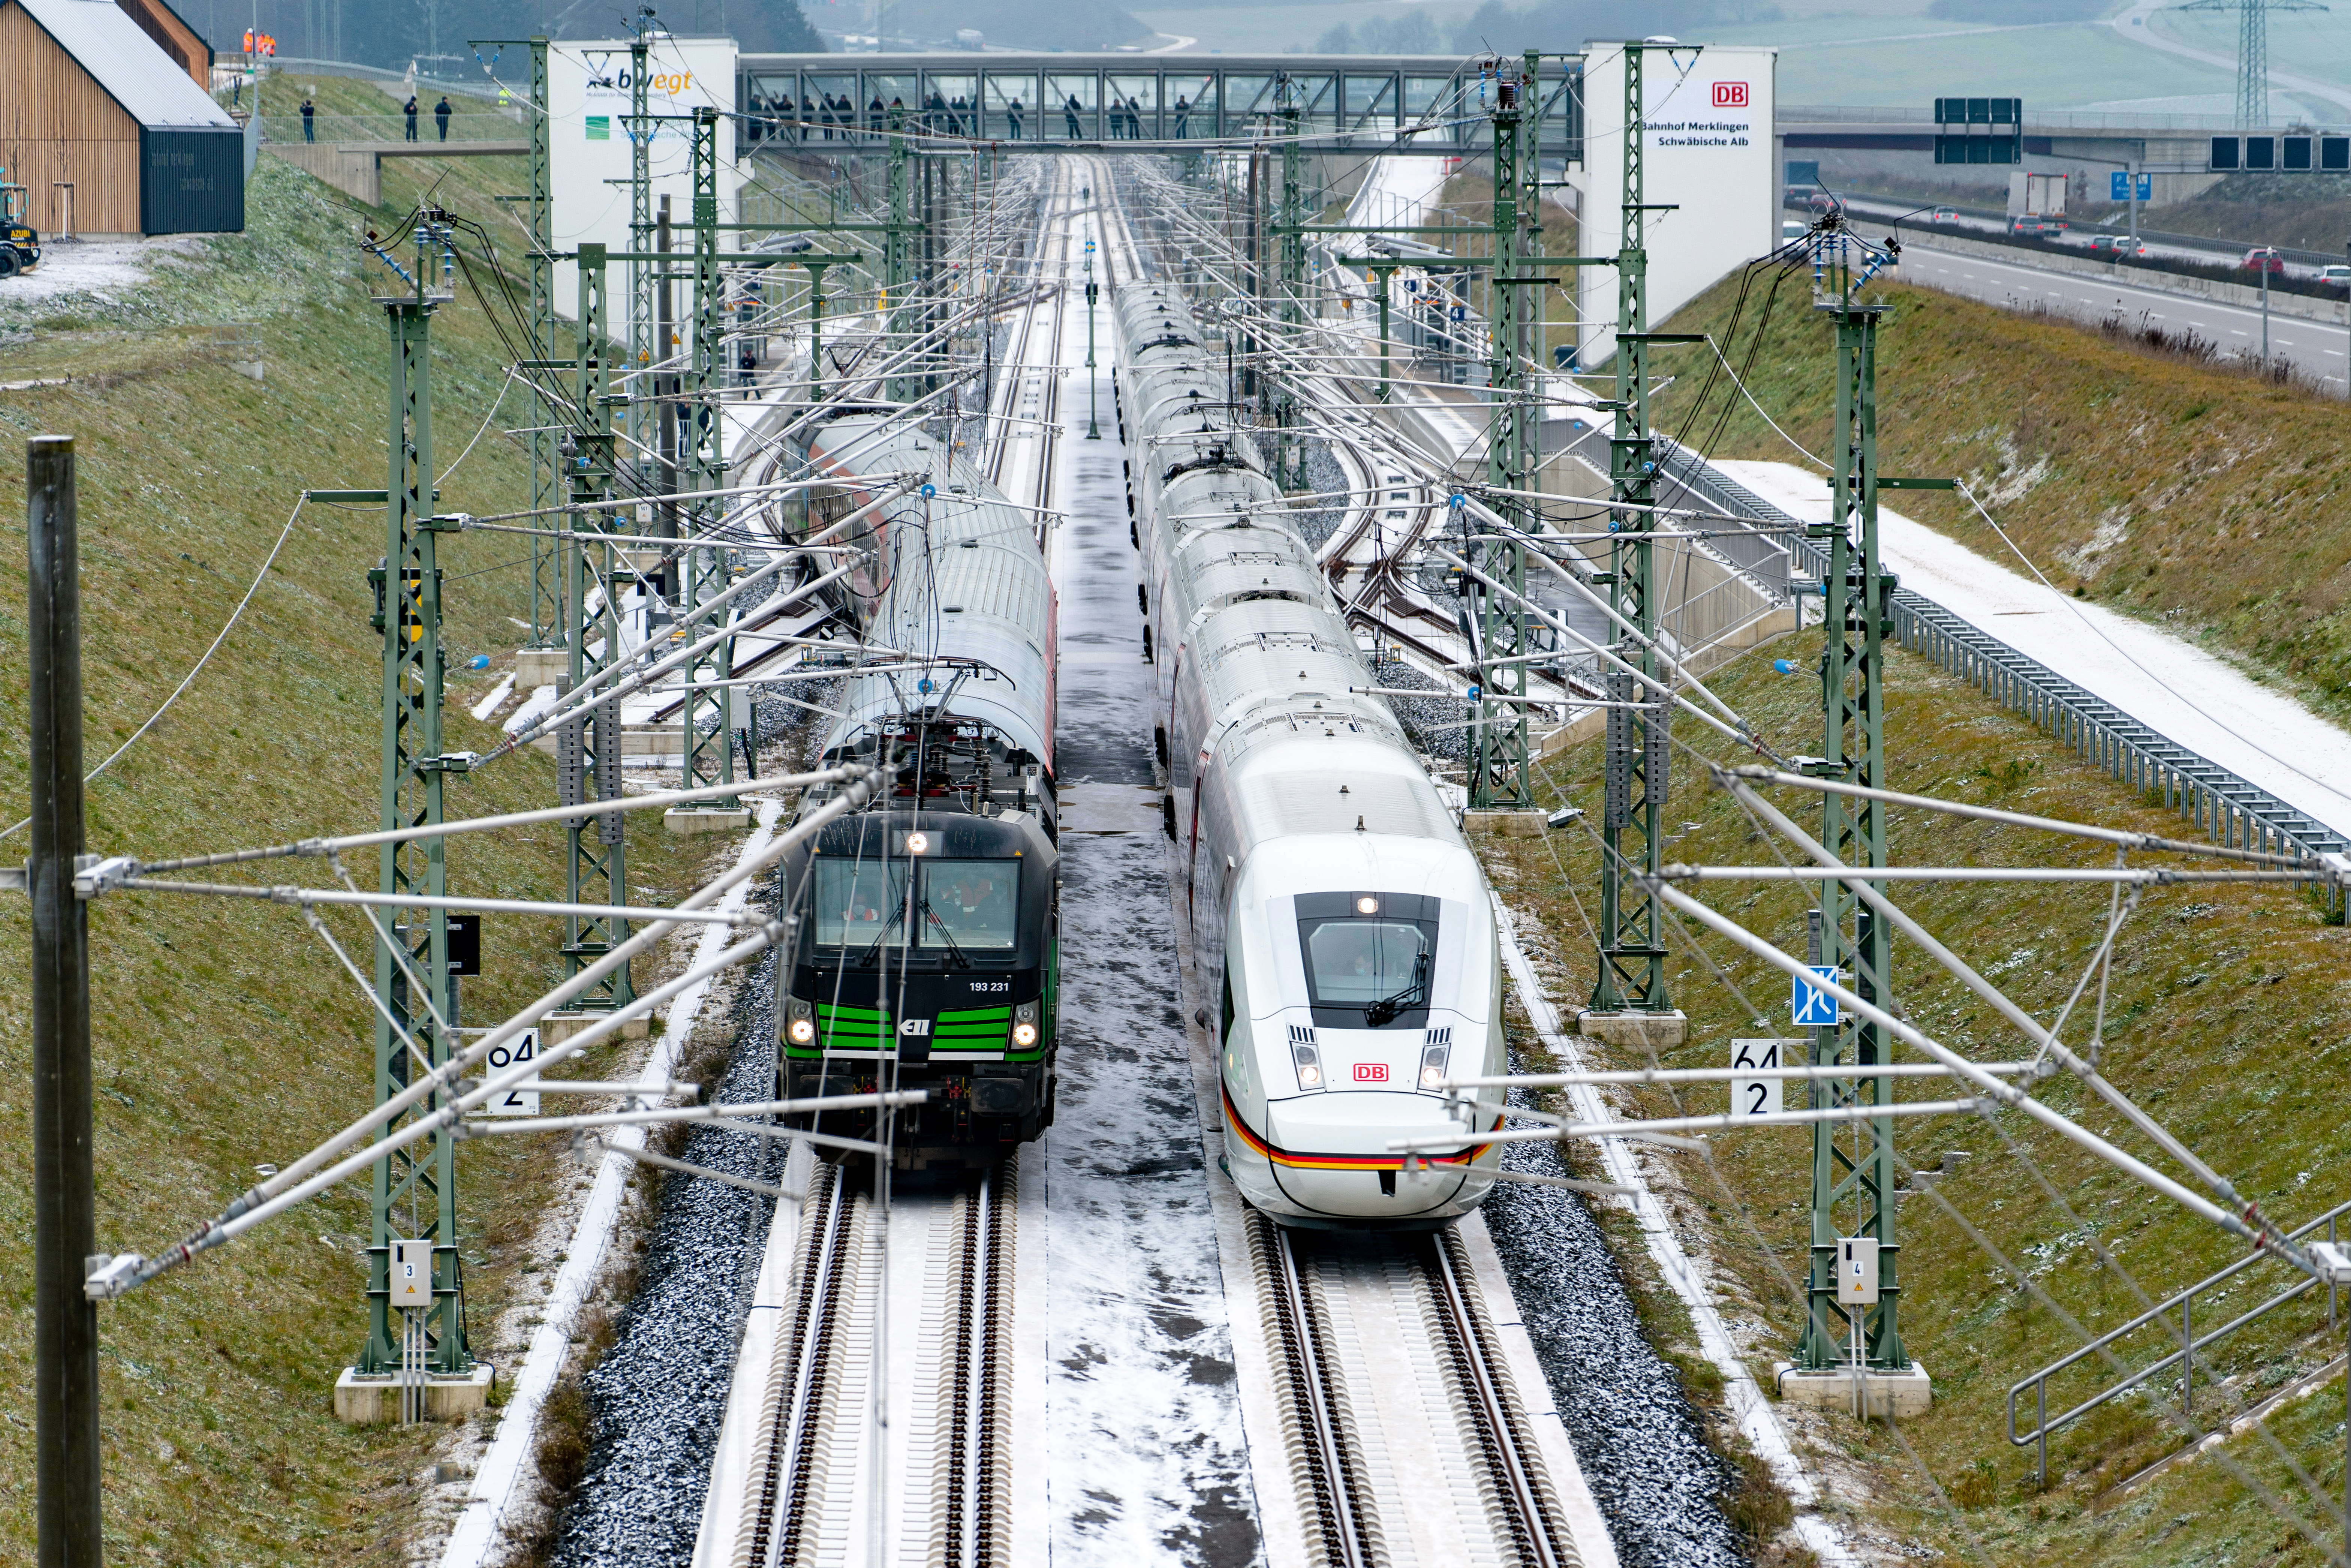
[1924,0,2108,21]
[208,0,824,73]
[872,0,1152,49]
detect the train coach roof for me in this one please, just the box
[1230,747,1462,846]
[809,416,1056,773]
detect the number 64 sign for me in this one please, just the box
[1730,1038,1804,1118]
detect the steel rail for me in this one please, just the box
[1424,1230,1572,1568]
[1252,1215,1378,1568]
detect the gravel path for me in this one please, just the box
[1481,1076,1746,1568]
[547,908,786,1568]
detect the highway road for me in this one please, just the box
[1896,240,2351,389]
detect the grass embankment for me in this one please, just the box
[1481,643,2351,1565]
[1419,172,1579,371]
[0,138,705,1562]
[1649,275,2351,728]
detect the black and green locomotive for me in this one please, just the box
[778,416,1059,1170]
[779,801,1057,1165]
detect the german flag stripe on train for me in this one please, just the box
[1220,1085,1497,1173]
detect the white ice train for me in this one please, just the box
[1114,284,1504,1228]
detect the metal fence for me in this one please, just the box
[254,110,525,146]
[2007,1198,2351,1485]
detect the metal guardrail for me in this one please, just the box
[254,112,525,146]
[1658,450,2351,892]
[2005,1200,2351,1485]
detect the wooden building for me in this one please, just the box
[0,0,241,237]
[114,0,209,88]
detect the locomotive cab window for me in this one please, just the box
[1295,892,1439,1029]
[813,858,1020,952]
[918,860,1019,951]
[816,860,909,945]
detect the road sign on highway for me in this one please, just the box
[1792,966,1840,1027]
[1730,1038,1787,1117]
[2110,171,2152,202]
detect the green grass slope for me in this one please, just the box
[0,153,702,1561]
[1649,274,2351,728]
[1481,639,2351,1565]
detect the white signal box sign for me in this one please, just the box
[390,1239,433,1308]
[485,1029,541,1116]
[1572,42,1778,370]
[1837,1236,1879,1306]
[1730,1038,1795,1117]
[548,35,743,345]
[1791,966,1840,1028]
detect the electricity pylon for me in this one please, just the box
[2174,0,2326,127]
[1794,219,1931,1373]
[678,106,738,803]
[1468,52,1539,812]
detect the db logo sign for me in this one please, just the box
[1713,82,1750,109]
[1353,1063,1389,1083]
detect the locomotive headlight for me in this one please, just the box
[1419,1041,1448,1090]
[1012,1000,1039,1047]
[786,996,815,1045]
[1293,1042,1323,1089]
[905,831,930,855]
[1355,894,1379,915]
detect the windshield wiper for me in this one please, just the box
[1363,952,1430,1028]
[855,901,908,966]
[918,899,972,970]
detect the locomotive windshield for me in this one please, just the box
[816,860,909,945]
[813,856,1019,951]
[1296,892,1441,1028]
[918,860,1019,950]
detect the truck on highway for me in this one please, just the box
[2007,171,2068,232]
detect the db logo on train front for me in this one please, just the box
[1714,82,1750,108]
[1354,1063,1389,1083]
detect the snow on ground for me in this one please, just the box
[0,235,208,307]
[1716,458,2351,839]
[468,672,516,721]
[503,683,560,733]
[1330,155,1453,260]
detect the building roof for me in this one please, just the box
[9,0,234,129]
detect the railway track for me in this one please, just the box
[1246,1211,1580,1568]
[723,1158,1021,1568]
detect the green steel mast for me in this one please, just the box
[361,215,469,1376]
[627,15,653,470]
[679,107,737,800]
[1591,42,1673,1017]
[525,37,561,648]
[564,244,635,1010]
[1276,75,1305,490]
[886,118,917,406]
[1468,53,1538,812]
[1798,290,1909,1372]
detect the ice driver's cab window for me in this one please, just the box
[1295,891,1439,1029]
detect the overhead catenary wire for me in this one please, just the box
[0,494,310,844]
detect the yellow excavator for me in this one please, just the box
[1,176,42,278]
